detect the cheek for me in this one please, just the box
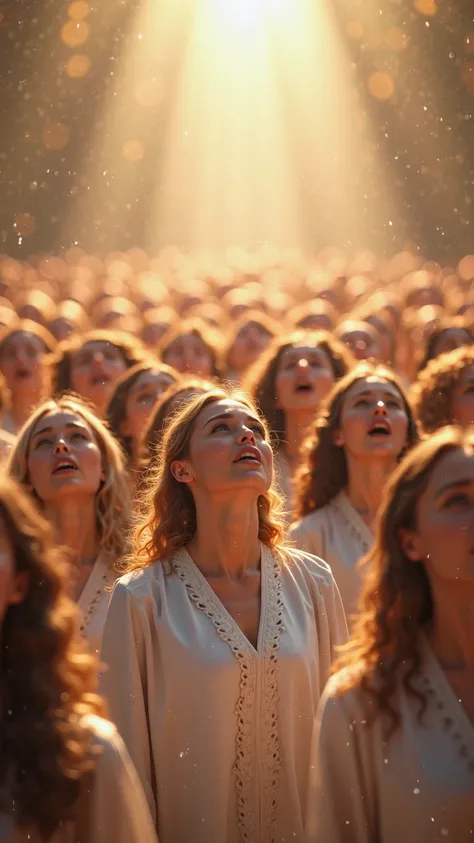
[452,396,474,426]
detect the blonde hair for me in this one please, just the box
[127,387,285,572]
[7,395,131,569]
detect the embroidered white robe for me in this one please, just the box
[100,544,348,843]
[78,556,116,657]
[290,492,373,621]
[306,636,474,843]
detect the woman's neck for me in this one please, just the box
[345,456,397,521]
[429,580,474,669]
[186,497,261,580]
[44,498,101,565]
[283,411,315,466]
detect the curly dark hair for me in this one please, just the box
[158,318,224,380]
[0,476,104,838]
[106,359,179,463]
[333,427,473,739]
[416,317,473,374]
[296,363,419,517]
[410,345,474,434]
[244,330,354,450]
[50,329,145,397]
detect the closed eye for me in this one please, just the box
[354,398,370,407]
[35,436,52,448]
[70,431,88,442]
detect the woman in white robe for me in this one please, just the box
[306,427,474,842]
[244,331,352,522]
[7,394,131,657]
[0,476,156,843]
[290,363,419,620]
[101,387,348,843]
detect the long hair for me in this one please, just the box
[244,330,353,450]
[411,345,474,434]
[332,427,474,738]
[127,388,285,572]
[0,476,104,838]
[296,364,419,517]
[50,329,145,397]
[106,360,179,463]
[416,317,473,374]
[7,396,131,568]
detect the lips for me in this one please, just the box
[233,446,262,464]
[368,419,391,436]
[295,383,313,393]
[90,374,110,386]
[52,457,78,475]
[14,368,32,379]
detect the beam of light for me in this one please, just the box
[62,0,404,256]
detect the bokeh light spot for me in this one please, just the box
[66,54,92,78]
[368,72,395,101]
[61,20,89,48]
[123,140,145,162]
[458,255,474,281]
[14,213,37,236]
[41,122,71,151]
[346,21,364,40]
[68,0,90,20]
[464,35,474,56]
[413,0,438,16]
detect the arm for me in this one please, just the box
[100,580,156,822]
[306,682,377,843]
[84,719,159,843]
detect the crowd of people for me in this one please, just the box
[0,244,473,842]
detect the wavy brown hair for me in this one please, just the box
[296,364,419,517]
[7,396,131,568]
[244,330,353,449]
[416,317,473,374]
[106,359,179,463]
[126,388,285,572]
[0,476,104,838]
[332,427,474,738]
[410,345,474,434]
[50,329,145,397]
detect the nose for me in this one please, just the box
[374,400,388,416]
[91,351,105,366]
[53,438,70,455]
[238,427,257,445]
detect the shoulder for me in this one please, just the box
[290,505,334,539]
[113,561,166,596]
[278,545,334,588]
[82,714,124,759]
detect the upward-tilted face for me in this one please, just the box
[335,376,409,462]
[172,399,273,497]
[0,331,47,396]
[229,323,273,374]
[275,344,335,415]
[121,369,176,450]
[27,409,103,504]
[70,341,128,414]
[401,447,474,587]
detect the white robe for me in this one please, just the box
[290,492,373,621]
[100,543,348,843]
[306,635,474,842]
[78,556,116,658]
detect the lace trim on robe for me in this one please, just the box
[172,544,284,843]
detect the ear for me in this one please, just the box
[170,459,195,485]
[398,527,424,563]
[333,428,344,447]
[7,571,30,607]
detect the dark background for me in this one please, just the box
[1,0,473,261]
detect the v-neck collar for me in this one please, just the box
[331,491,374,552]
[172,543,279,657]
[420,635,474,748]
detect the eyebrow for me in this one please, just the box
[351,390,401,400]
[204,411,262,428]
[435,479,473,499]
[32,422,88,438]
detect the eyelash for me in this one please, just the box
[211,422,265,437]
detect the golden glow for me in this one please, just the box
[66,54,92,78]
[68,1,90,21]
[123,139,145,162]
[413,0,438,16]
[61,19,89,47]
[346,21,364,40]
[42,122,71,150]
[14,213,37,236]
[458,255,474,281]
[384,27,409,52]
[367,71,395,101]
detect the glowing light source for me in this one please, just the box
[368,71,395,101]
[68,1,90,21]
[413,0,438,16]
[346,21,364,40]
[134,77,165,108]
[384,27,409,52]
[123,139,144,162]
[66,54,91,78]
[61,20,89,47]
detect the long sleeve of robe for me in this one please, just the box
[100,543,348,843]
